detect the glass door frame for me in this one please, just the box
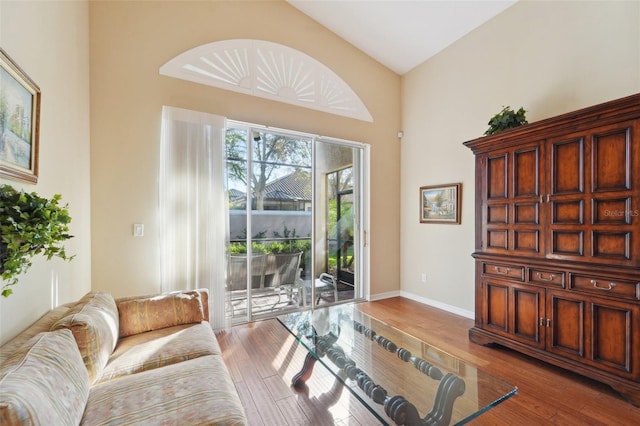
[226,120,370,323]
[336,185,355,286]
[314,137,370,306]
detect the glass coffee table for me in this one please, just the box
[278,303,517,425]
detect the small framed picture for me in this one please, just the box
[420,183,462,224]
[0,48,41,183]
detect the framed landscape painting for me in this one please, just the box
[0,48,40,183]
[420,183,461,224]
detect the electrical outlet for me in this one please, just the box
[421,273,427,283]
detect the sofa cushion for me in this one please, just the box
[0,329,90,426]
[51,291,119,384]
[99,322,222,382]
[116,290,205,337]
[82,355,246,426]
[0,304,74,365]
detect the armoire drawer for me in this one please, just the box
[482,262,524,281]
[528,268,565,288]
[569,273,640,301]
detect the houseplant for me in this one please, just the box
[0,184,74,297]
[484,106,528,135]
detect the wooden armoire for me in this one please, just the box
[464,93,640,406]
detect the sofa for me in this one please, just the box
[0,289,247,425]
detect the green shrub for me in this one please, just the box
[0,185,74,297]
[484,106,528,136]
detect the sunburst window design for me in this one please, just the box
[159,39,373,122]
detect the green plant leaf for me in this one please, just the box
[0,184,74,297]
[484,106,528,136]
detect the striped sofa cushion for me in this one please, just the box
[52,291,119,384]
[0,329,90,426]
[99,322,221,382]
[82,355,247,425]
[0,304,73,365]
[116,290,205,337]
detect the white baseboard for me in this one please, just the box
[368,290,474,320]
[367,290,401,301]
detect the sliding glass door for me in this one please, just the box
[314,139,365,306]
[329,169,355,286]
[225,122,367,323]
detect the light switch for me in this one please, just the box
[133,223,144,237]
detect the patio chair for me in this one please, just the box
[264,252,303,305]
[301,272,338,306]
[227,254,267,315]
[227,254,267,291]
[228,252,303,314]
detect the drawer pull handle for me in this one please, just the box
[537,272,556,282]
[591,279,616,291]
[494,266,510,275]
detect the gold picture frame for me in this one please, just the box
[420,183,461,224]
[0,48,41,183]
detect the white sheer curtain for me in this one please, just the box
[159,106,230,332]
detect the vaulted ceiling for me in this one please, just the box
[288,1,518,75]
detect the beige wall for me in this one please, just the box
[400,0,640,316]
[6,0,632,343]
[0,0,92,344]
[89,1,401,297]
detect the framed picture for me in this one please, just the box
[0,48,41,183]
[419,182,461,224]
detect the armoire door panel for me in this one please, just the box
[590,302,633,375]
[591,126,631,192]
[552,200,584,224]
[548,293,585,359]
[512,285,544,347]
[551,230,584,256]
[551,137,585,195]
[487,154,508,199]
[592,197,632,224]
[591,231,630,260]
[513,146,540,198]
[514,203,539,224]
[486,229,508,250]
[487,204,508,224]
[483,281,509,335]
[513,230,539,253]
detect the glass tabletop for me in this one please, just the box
[278,303,517,426]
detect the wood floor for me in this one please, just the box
[218,297,640,425]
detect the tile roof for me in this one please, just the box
[230,169,311,202]
[265,169,311,201]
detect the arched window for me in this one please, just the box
[160,39,372,122]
